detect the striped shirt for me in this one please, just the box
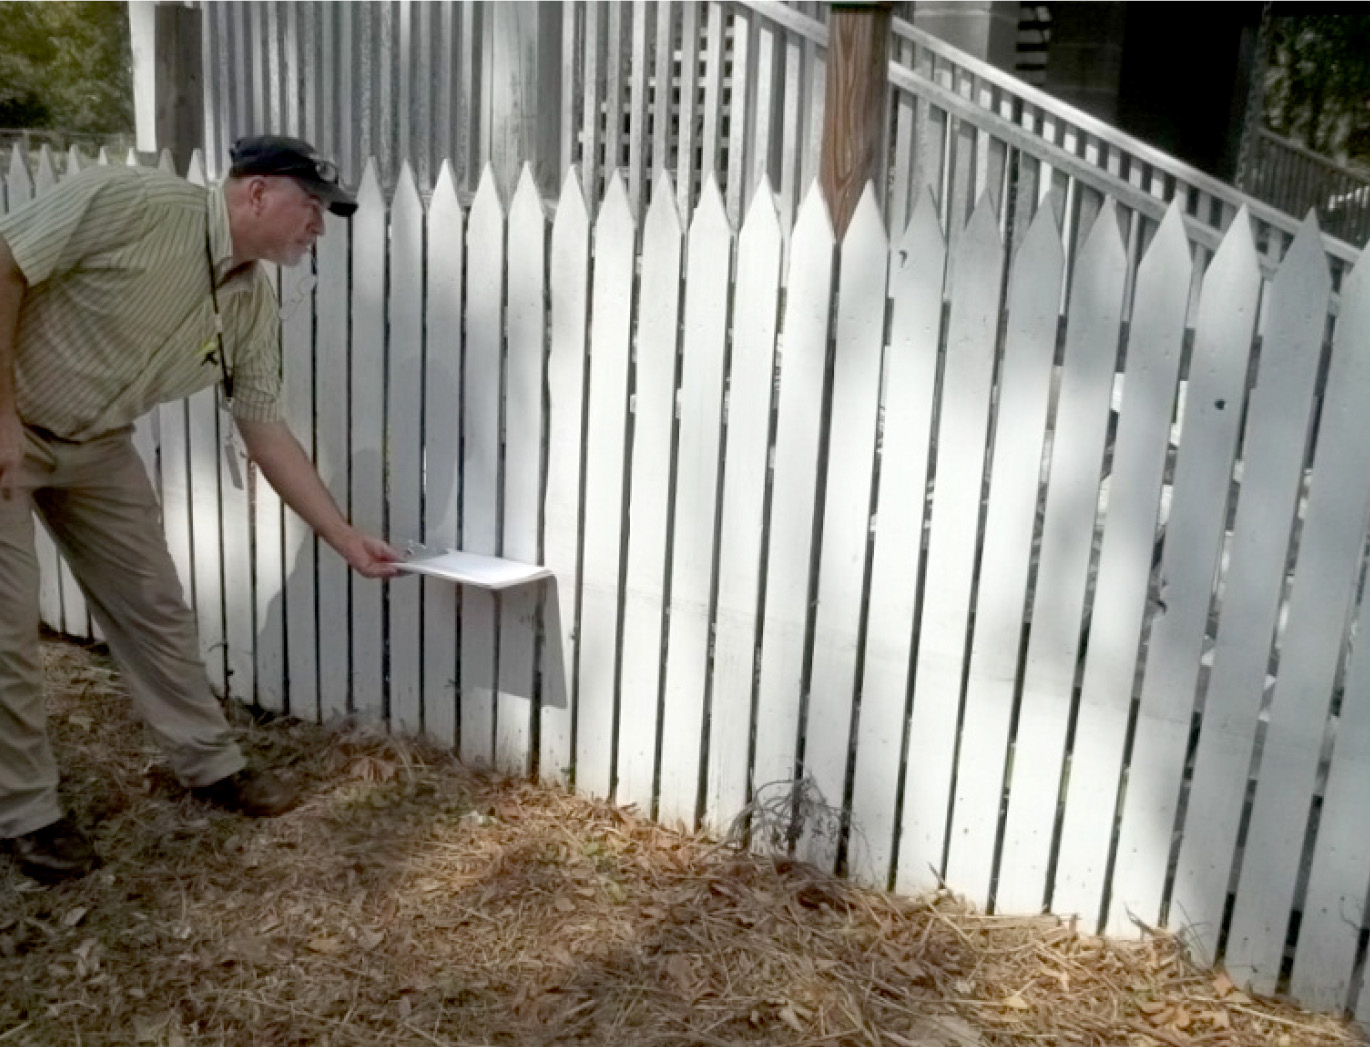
[0,164,282,440]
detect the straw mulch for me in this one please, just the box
[0,640,1362,1047]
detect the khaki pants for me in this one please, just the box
[0,424,244,838]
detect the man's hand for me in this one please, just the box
[237,418,404,580]
[0,409,22,500]
[334,526,402,579]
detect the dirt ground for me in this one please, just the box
[0,640,1362,1047]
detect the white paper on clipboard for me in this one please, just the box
[395,548,552,591]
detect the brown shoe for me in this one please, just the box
[193,767,299,818]
[11,816,98,883]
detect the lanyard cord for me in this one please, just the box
[203,208,233,404]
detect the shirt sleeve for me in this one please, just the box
[228,270,285,425]
[0,168,148,286]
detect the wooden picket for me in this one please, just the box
[577,173,635,798]
[349,162,387,721]
[315,207,352,723]
[182,153,228,699]
[1169,216,1330,967]
[801,186,886,871]
[848,189,945,888]
[752,186,834,834]
[997,202,1127,914]
[1228,240,1364,991]
[617,172,683,814]
[897,194,1003,897]
[1052,204,1191,928]
[461,166,505,767]
[1292,252,1370,1011]
[14,144,1370,1022]
[278,244,315,719]
[387,164,425,735]
[221,354,254,705]
[945,199,1061,905]
[706,178,782,830]
[496,165,547,776]
[422,163,464,748]
[658,176,732,828]
[1107,208,1262,938]
[540,171,590,787]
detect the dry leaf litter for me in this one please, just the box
[0,640,1362,1047]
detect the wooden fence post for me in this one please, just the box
[155,4,204,174]
[485,1,563,201]
[820,2,891,238]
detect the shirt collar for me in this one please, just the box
[206,184,258,291]
[206,185,234,276]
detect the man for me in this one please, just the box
[0,136,399,883]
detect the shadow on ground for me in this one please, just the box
[0,642,1352,1047]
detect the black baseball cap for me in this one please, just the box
[228,135,357,217]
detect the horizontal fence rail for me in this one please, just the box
[735,0,1361,299]
[1243,130,1370,249]
[196,0,1362,305]
[9,140,1370,1021]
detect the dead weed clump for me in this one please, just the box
[0,641,1362,1047]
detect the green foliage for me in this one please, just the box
[0,2,133,134]
[1264,13,1370,166]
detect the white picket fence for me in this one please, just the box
[9,141,1370,1021]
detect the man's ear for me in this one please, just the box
[246,176,270,214]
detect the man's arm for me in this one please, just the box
[0,236,26,499]
[235,417,400,578]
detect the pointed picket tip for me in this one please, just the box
[1272,208,1332,297]
[355,158,384,213]
[843,183,887,255]
[509,163,545,231]
[690,171,731,239]
[429,160,462,221]
[794,180,836,250]
[553,167,589,239]
[751,172,777,209]
[125,148,141,167]
[96,146,112,166]
[740,175,780,245]
[158,148,176,174]
[598,169,635,233]
[1136,201,1192,287]
[644,170,683,242]
[471,161,503,216]
[560,165,585,203]
[962,190,1003,248]
[651,167,678,205]
[511,163,545,220]
[1213,204,1257,268]
[7,145,30,185]
[34,147,57,192]
[185,149,207,187]
[433,159,458,199]
[392,161,423,222]
[898,185,943,247]
[1017,193,1063,268]
[890,187,946,290]
[65,145,86,177]
[1076,195,1125,272]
